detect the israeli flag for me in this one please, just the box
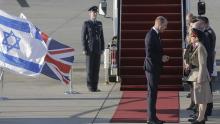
[0,10,47,76]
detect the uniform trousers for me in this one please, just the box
[86,53,101,90]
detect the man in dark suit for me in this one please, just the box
[144,16,169,124]
[81,6,105,92]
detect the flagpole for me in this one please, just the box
[0,68,8,100]
[64,68,79,94]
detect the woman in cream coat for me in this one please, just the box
[187,28,213,124]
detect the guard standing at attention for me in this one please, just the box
[81,6,105,92]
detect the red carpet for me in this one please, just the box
[111,91,179,123]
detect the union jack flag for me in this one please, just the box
[40,32,74,84]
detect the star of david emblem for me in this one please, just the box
[2,30,21,52]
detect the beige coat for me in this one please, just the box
[187,42,213,104]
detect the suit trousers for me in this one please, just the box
[205,81,213,116]
[145,70,160,121]
[86,53,101,90]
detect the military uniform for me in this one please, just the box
[186,41,212,104]
[204,27,216,74]
[204,27,216,116]
[81,6,105,91]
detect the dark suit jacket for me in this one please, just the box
[144,28,163,73]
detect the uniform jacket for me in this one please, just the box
[187,42,212,103]
[81,20,105,54]
[144,28,163,73]
[205,27,216,74]
[187,42,210,82]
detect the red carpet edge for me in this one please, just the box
[111,91,179,123]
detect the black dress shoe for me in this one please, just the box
[88,88,101,92]
[147,121,163,124]
[87,85,100,92]
[188,116,207,122]
[155,119,165,123]
[95,89,101,92]
[147,119,164,124]
[191,119,205,124]
[188,117,197,122]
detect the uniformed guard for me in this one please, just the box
[198,16,216,119]
[81,6,105,92]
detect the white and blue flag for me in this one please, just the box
[0,10,47,76]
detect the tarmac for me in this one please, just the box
[0,0,220,124]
